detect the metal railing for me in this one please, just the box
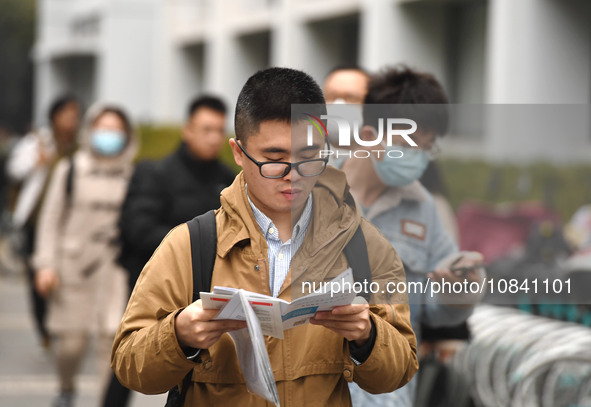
[453,305,591,407]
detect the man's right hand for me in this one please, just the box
[175,299,247,349]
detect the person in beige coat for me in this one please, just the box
[33,103,137,407]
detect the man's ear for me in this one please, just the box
[228,138,244,167]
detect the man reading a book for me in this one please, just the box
[111,67,418,406]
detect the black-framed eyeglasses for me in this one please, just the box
[235,139,328,179]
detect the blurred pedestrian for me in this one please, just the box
[323,64,370,104]
[323,65,370,169]
[117,95,235,290]
[6,95,80,347]
[565,204,591,252]
[103,95,235,407]
[32,103,137,407]
[0,125,20,275]
[328,65,485,407]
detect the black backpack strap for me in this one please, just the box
[165,210,217,407]
[343,224,372,302]
[65,155,75,208]
[186,210,217,301]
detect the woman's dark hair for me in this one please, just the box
[48,94,79,123]
[93,106,133,137]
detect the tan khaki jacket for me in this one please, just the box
[112,167,418,406]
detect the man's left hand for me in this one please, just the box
[310,304,372,346]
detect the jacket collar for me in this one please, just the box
[217,172,262,258]
[177,142,220,174]
[247,188,313,244]
[303,166,359,255]
[363,181,427,221]
[217,167,359,264]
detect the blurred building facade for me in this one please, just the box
[33,0,591,162]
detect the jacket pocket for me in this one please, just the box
[282,325,351,380]
[190,335,245,384]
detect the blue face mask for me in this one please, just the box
[90,130,127,156]
[372,145,430,187]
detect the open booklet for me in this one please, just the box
[201,268,356,405]
[201,268,356,339]
[227,290,280,406]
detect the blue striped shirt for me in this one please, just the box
[247,190,313,297]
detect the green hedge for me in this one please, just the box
[136,125,241,173]
[439,159,591,222]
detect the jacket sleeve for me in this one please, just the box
[351,219,419,394]
[31,158,69,271]
[111,224,197,394]
[119,161,176,256]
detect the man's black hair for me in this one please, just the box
[187,95,227,119]
[235,67,326,144]
[363,65,449,135]
[48,94,79,123]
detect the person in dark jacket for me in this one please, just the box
[103,95,235,407]
[118,95,235,288]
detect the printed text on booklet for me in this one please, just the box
[201,268,355,339]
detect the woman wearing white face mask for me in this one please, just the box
[32,103,137,407]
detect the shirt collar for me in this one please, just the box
[363,181,427,220]
[246,185,313,243]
